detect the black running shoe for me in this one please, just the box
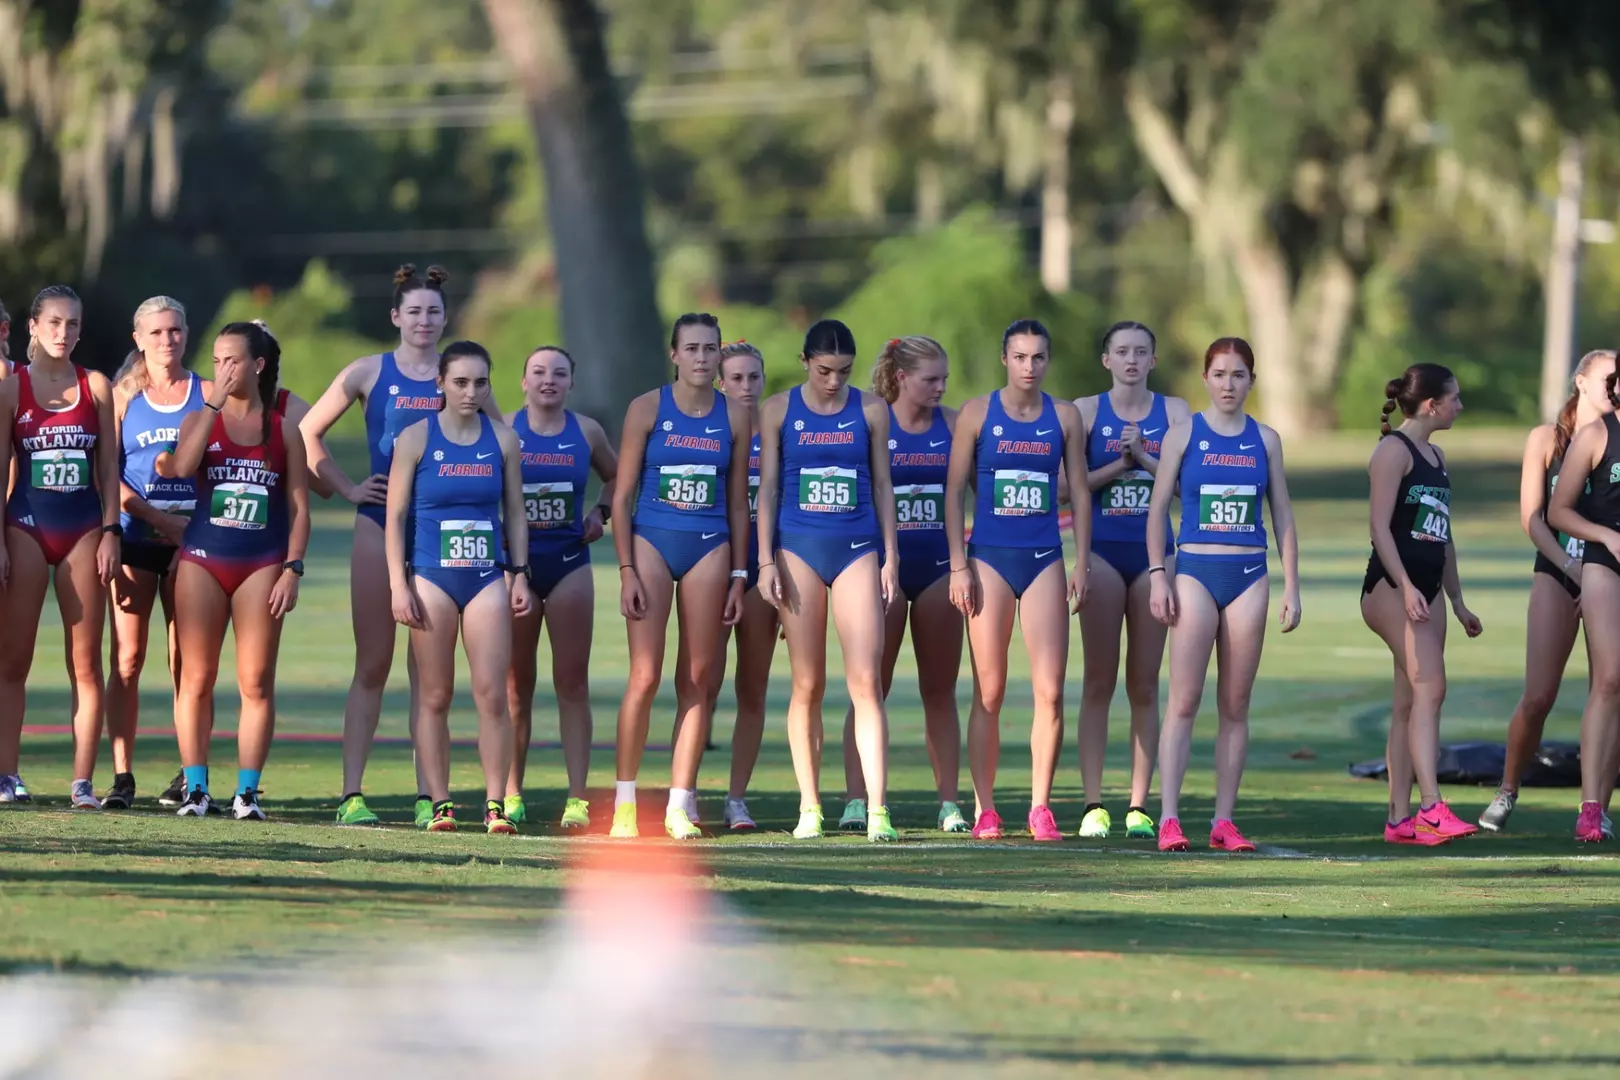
[158,770,186,807]
[101,773,137,810]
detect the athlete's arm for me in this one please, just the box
[1367,435,1417,589]
[299,355,378,504]
[579,414,619,537]
[1144,421,1187,570]
[725,396,752,577]
[86,372,120,530]
[1075,395,1133,492]
[282,414,311,566]
[495,423,528,570]
[1520,425,1573,568]
[755,393,788,563]
[1548,420,1615,549]
[943,395,985,573]
[278,391,334,499]
[1261,424,1302,632]
[160,405,215,480]
[612,391,656,574]
[866,395,900,568]
[1057,398,1092,575]
[384,420,426,592]
[0,379,16,582]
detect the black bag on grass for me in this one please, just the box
[1347,741,1586,787]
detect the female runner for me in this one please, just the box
[1481,350,1615,832]
[1547,368,1620,842]
[945,319,1088,841]
[0,286,121,807]
[1358,363,1483,844]
[102,297,207,809]
[303,264,499,826]
[838,335,966,833]
[691,340,778,831]
[387,341,529,834]
[504,345,617,829]
[757,319,899,841]
[1075,321,1190,840]
[162,322,310,819]
[1148,337,1302,852]
[612,313,749,839]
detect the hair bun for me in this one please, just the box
[251,318,277,340]
[393,263,417,287]
[425,265,449,286]
[1383,378,1402,399]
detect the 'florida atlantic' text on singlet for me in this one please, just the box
[634,385,732,533]
[1175,414,1271,550]
[513,408,589,555]
[120,373,204,543]
[776,386,878,539]
[1088,392,1170,547]
[411,414,507,572]
[971,391,1063,549]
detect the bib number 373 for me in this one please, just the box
[439,519,496,568]
[32,448,88,493]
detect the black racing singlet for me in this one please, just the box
[1580,414,1620,578]
[1364,430,1449,602]
[1534,452,1584,596]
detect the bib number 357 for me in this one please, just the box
[1197,484,1258,532]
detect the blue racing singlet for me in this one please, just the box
[633,385,732,533]
[971,391,1063,549]
[365,352,442,480]
[410,414,507,573]
[1088,391,1170,547]
[513,408,589,558]
[890,405,950,549]
[120,372,204,542]
[777,386,878,539]
[1175,413,1270,549]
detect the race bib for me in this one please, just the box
[150,498,195,519]
[209,483,268,530]
[992,470,1048,516]
[1412,492,1450,544]
[524,481,575,529]
[439,519,495,568]
[1102,470,1153,517]
[799,466,857,512]
[657,464,717,510]
[895,483,944,531]
[31,448,88,493]
[1197,484,1258,533]
[747,474,760,522]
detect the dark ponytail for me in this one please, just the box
[1381,363,1454,436]
[219,320,281,444]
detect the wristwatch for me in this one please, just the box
[283,559,305,576]
[102,523,123,537]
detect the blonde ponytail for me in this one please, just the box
[871,335,947,404]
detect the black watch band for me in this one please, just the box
[102,523,123,537]
[283,559,305,577]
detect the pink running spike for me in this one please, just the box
[1027,804,1062,842]
[1415,801,1478,841]
[971,808,1003,840]
[1576,801,1604,843]
[1158,817,1190,852]
[1384,816,1448,846]
[1209,819,1256,852]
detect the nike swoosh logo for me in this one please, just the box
[929,440,947,447]
[935,558,951,566]
[556,442,575,449]
[1036,428,1054,436]
[562,552,581,562]
[705,426,723,434]
[1142,428,1161,436]
[1244,565,1262,574]
[838,420,858,429]
[476,452,494,460]
[480,570,495,578]
[701,532,720,540]
[1035,549,1055,558]
[850,540,871,549]
[1239,443,1256,450]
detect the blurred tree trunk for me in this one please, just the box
[1039,73,1073,294]
[481,0,663,435]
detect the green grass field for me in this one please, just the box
[5,430,1619,1076]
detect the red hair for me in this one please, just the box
[1204,336,1255,374]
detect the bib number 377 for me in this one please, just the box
[209,483,269,530]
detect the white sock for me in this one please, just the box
[615,781,636,808]
[668,787,691,813]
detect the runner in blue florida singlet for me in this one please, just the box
[120,370,204,573]
[411,412,509,612]
[514,407,593,600]
[1088,390,1173,585]
[1172,412,1271,610]
[776,384,882,584]
[362,351,442,528]
[890,403,952,601]
[632,383,733,578]
[968,390,1066,598]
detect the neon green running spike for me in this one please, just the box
[335,794,380,826]
[938,801,969,833]
[1078,806,1112,839]
[610,801,639,838]
[413,796,433,830]
[503,793,528,825]
[838,798,867,831]
[665,806,702,840]
[560,796,590,829]
[793,805,824,839]
[867,805,898,843]
[1125,809,1157,838]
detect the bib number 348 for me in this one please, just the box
[992,470,1049,516]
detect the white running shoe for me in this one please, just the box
[232,790,267,821]
[0,773,32,803]
[722,798,757,831]
[1477,788,1516,832]
[177,789,212,817]
[70,779,101,810]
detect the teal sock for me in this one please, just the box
[183,765,208,795]
[236,769,262,796]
